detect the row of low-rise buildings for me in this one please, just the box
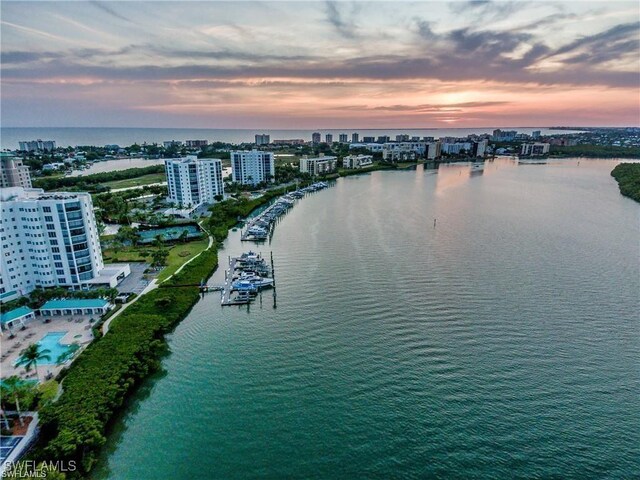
[349,141,444,160]
[342,155,373,169]
[312,133,437,144]
[299,154,338,176]
[440,139,488,157]
[492,129,542,142]
[520,143,550,156]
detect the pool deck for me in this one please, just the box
[0,315,95,382]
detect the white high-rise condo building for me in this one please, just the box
[165,156,224,208]
[231,150,275,185]
[1,154,32,188]
[255,134,270,145]
[18,140,56,152]
[0,187,129,301]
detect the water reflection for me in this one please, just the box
[71,158,167,176]
[434,157,519,194]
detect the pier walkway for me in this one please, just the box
[221,258,245,305]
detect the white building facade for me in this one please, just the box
[255,134,270,145]
[18,140,56,152]
[0,188,108,301]
[382,142,428,161]
[165,156,224,208]
[349,143,384,152]
[0,155,32,188]
[342,155,373,169]
[231,150,275,185]
[520,143,550,156]
[299,155,338,176]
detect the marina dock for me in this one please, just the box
[220,252,276,307]
[241,182,328,242]
[220,257,240,305]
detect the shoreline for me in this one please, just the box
[19,175,344,477]
[16,159,637,477]
[22,191,283,477]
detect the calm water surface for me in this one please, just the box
[94,158,639,479]
[69,158,167,176]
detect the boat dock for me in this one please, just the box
[241,182,328,242]
[220,257,240,305]
[220,252,276,307]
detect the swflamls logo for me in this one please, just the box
[2,460,77,478]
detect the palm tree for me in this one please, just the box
[154,234,164,248]
[1,376,27,426]
[15,343,51,379]
[0,407,9,430]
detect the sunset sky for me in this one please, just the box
[1,1,639,128]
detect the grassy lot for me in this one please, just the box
[102,237,209,281]
[102,172,166,189]
[157,238,209,281]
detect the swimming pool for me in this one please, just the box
[36,332,72,365]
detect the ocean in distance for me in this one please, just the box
[93,158,639,479]
[0,127,585,149]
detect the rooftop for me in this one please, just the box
[165,156,221,164]
[40,299,109,310]
[0,187,87,202]
[0,306,34,325]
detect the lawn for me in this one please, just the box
[102,172,166,189]
[102,237,210,282]
[157,238,209,281]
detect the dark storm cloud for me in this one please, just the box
[2,10,638,91]
[3,49,637,89]
[1,51,62,64]
[548,21,640,65]
[1,45,315,66]
[1,46,138,65]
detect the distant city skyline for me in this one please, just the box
[1,1,639,128]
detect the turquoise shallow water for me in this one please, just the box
[94,158,639,479]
